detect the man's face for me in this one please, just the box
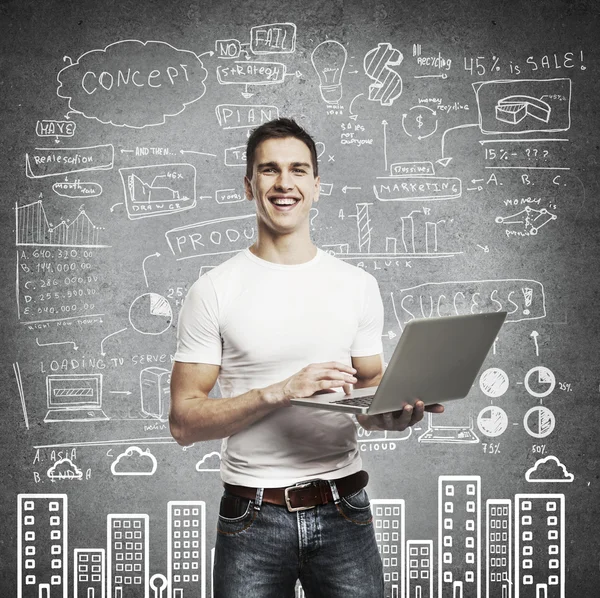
[244,136,320,237]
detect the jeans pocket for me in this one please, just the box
[217,492,257,535]
[336,487,373,525]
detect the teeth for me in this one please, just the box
[272,198,297,205]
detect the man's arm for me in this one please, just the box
[169,360,359,445]
[351,353,444,432]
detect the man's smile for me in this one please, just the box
[269,195,301,210]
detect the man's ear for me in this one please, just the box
[244,175,254,201]
[313,175,321,203]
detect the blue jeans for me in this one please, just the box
[213,482,384,597]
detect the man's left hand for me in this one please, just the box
[356,401,444,432]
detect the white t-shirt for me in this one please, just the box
[174,247,384,487]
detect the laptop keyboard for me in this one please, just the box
[331,395,375,408]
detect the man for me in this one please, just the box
[170,117,444,597]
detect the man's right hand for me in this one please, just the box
[268,361,358,406]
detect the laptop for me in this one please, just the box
[418,412,479,444]
[44,374,109,422]
[291,311,507,414]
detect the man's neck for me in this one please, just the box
[249,235,317,265]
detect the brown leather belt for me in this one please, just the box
[224,470,369,512]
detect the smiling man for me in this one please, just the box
[169,118,443,597]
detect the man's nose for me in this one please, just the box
[275,170,294,190]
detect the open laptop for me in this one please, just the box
[291,311,507,414]
[44,374,109,422]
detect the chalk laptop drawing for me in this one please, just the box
[417,412,479,444]
[44,374,109,422]
[291,311,507,415]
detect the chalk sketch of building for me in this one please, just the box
[486,499,512,598]
[438,476,481,598]
[73,548,105,598]
[17,493,68,598]
[514,494,565,597]
[107,514,149,598]
[372,499,405,598]
[167,501,206,598]
[406,540,433,598]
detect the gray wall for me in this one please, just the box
[3,0,599,596]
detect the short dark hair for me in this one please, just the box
[245,117,319,179]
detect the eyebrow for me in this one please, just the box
[257,161,312,170]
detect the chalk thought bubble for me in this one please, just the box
[57,39,208,129]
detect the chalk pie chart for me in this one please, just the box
[523,406,555,439]
[129,293,172,335]
[524,366,556,398]
[477,406,508,437]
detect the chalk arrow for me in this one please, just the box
[36,338,78,350]
[180,150,217,157]
[438,122,479,166]
[530,331,540,356]
[142,252,161,288]
[382,120,389,172]
[100,328,127,356]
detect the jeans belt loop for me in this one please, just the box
[328,479,341,504]
[254,487,264,511]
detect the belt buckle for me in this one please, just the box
[284,481,317,512]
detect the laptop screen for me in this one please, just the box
[46,374,102,408]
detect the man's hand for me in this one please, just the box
[269,361,357,405]
[356,401,445,432]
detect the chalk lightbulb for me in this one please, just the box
[311,40,347,104]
